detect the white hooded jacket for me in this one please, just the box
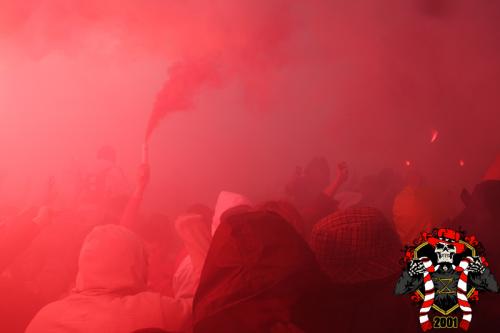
[172,191,251,298]
[26,224,192,333]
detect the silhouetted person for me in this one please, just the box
[193,210,334,333]
[26,225,192,333]
[285,157,348,235]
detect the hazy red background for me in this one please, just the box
[1,0,499,215]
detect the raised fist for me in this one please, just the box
[467,256,486,274]
[409,259,426,277]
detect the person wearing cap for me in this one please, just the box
[310,207,414,333]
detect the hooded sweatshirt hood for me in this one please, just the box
[194,210,333,333]
[27,225,192,333]
[172,214,213,298]
[75,224,148,294]
[211,191,252,235]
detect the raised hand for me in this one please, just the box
[408,259,427,277]
[467,256,486,274]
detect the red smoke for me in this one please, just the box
[145,60,219,141]
[1,0,500,213]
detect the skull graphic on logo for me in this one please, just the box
[395,228,499,332]
[434,242,456,264]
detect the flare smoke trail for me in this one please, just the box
[1,0,500,213]
[145,60,218,142]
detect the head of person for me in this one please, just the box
[310,207,402,284]
[194,209,332,333]
[75,224,148,294]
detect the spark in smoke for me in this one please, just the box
[430,129,439,143]
[459,159,465,167]
[405,160,411,167]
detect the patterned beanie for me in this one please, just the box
[310,207,402,284]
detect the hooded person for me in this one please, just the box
[138,213,183,296]
[26,224,192,333]
[192,209,334,333]
[171,214,212,300]
[310,207,414,333]
[211,191,252,235]
[172,191,251,299]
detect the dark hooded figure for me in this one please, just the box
[193,210,334,333]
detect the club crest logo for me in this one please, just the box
[395,228,498,331]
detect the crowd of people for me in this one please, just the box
[0,147,499,333]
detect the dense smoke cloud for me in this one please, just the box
[1,0,499,214]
